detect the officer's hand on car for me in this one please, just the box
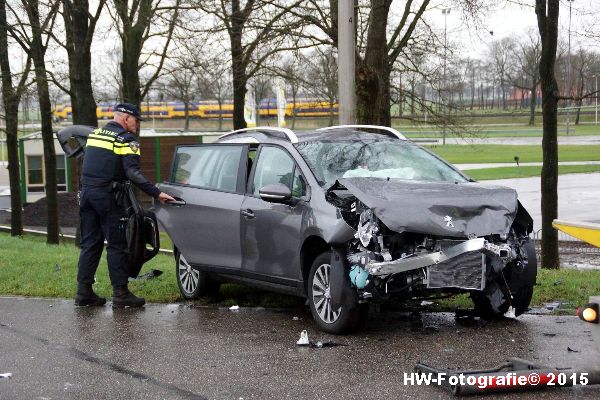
[157,192,176,204]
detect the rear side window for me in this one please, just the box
[171,145,243,192]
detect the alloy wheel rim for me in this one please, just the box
[312,263,341,324]
[178,254,200,295]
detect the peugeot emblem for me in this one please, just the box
[444,215,454,228]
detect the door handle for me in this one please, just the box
[167,198,186,206]
[241,209,255,219]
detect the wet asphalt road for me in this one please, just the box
[1,297,599,400]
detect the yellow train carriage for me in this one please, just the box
[53,99,340,121]
[200,101,234,119]
[52,105,72,120]
[288,100,338,117]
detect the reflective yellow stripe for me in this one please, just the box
[86,138,113,150]
[113,145,141,156]
[89,133,115,142]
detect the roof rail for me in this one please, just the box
[316,125,406,140]
[218,127,298,143]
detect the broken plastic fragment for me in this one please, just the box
[504,306,516,319]
[296,330,309,346]
[349,265,369,289]
[229,305,240,311]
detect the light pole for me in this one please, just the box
[338,0,356,124]
[441,8,450,145]
[566,0,574,135]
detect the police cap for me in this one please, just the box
[114,103,144,121]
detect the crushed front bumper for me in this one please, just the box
[365,238,513,277]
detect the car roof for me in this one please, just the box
[216,125,406,145]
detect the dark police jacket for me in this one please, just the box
[81,121,160,198]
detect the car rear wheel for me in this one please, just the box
[176,252,220,299]
[308,252,368,334]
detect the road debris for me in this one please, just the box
[296,330,309,346]
[128,269,163,281]
[309,340,347,348]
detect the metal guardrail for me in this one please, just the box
[533,229,600,259]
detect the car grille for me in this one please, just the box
[426,251,485,290]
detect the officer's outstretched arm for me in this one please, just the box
[122,154,161,198]
[125,167,159,195]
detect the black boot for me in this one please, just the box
[75,283,106,307]
[112,285,145,308]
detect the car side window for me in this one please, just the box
[252,146,296,196]
[171,145,243,192]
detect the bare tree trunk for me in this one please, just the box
[328,98,334,126]
[537,0,560,269]
[230,20,247,130]
[575,78,584,125]
[63,0,99,126]
[0,0,26,236]
[184,101,190,131]
[529,82,538,126]
[470,69,475,110]
[356,0,392,126]
[115,0,178,107]
[218,99,223,131]
[291,90,297,129]
[26,0,59,244]
[120,29,143,105]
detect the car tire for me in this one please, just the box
[176,252,220,299]
[506,240,537,315]
[471,240,537,319]
[307,251,368,334]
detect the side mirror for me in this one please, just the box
[259,183,292,203]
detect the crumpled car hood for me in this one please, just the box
[337,178,521,238]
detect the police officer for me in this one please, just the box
[75,103,174,308]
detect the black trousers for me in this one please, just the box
[77,186,129,287]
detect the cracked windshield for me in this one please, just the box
[295,139,468,187]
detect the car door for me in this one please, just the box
[240,145,309,283]
[156,144,247,270]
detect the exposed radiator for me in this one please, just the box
[426,250,485,290]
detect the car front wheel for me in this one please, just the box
[308,252,368,334]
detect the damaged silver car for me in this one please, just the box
[156,125,536,334]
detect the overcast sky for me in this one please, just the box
[434,0,599,57]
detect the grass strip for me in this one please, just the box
[466,165,600,181]
[2,233,599,313]
[426,144,600,164]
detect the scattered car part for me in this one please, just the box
[296,330,309,346]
